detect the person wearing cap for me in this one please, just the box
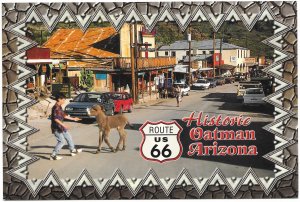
[50,93,82,160]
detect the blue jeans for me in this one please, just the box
[52,131,75,156]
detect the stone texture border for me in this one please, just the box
[2,2,297,199]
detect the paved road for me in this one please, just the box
[28,83,275,180]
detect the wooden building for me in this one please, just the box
[26,24,176,97]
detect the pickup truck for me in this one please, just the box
[237,82,262,100]
[243,88,265,106]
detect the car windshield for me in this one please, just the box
[176,84,187,88]
[73,93,103,102]
[197,80,206,83]
[245,89,264,94]
[109,93,125,100]
[240,84,262,89]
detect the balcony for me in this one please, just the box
[113,57,176,70]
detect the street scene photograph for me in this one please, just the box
[24,19,276,180]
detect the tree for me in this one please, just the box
[79,69,94,91]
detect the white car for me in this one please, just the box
[237,82,262,100]
[243,88,265,106]
[192,79,210,90]
[174,83,190,96]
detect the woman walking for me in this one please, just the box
[174,85,181,107]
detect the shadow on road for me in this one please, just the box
[174,118,275,171]
[125,123,143,131]
[30,144,116,158]
[219,102,274,115]
[30,152,69,160]
[202,92,240,103]
[202,92,274,115]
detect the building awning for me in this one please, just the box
[26,59,60,64]
[218,64,236,70]
[198,68,213,71]
[173,64,197,73]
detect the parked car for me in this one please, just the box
[174,83,190,96]
[215,77,225,85]
[234,72,246,81]
[105,92,133,113]
[206,78,217,88]
[237,82,262,100]
[192,79,210,90]
[225,77,235,84]
[243,88,265,106]
[65,92,115,119]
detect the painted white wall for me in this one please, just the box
[158,47,250,73]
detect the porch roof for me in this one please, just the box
[43,27,120,59]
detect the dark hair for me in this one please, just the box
[55,93,66,101]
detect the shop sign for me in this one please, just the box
[96,73,107,80]
[245,57,256,64]
[230,56,237,62]
[52,83,71,98]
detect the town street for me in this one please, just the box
[27,83,275,180]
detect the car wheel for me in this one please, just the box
[128,104,133,113]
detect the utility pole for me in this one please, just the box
[188,27,192,85]
[134,22,139,103]
[130,24,136,103]
[213,32,216,77]
[219,32,223,76]
[40,30,43,46]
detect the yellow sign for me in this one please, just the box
[245,58,256,64]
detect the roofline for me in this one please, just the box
[159,47,249,51]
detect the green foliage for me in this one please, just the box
[79,69,94,91]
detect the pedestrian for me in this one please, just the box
[174,85,181,107]
[50,93,82,160]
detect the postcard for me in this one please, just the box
[2,1,297,199]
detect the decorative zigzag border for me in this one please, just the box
[3,2,296,198]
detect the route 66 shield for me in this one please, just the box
[139,120,183,163]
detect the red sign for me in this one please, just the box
[26,47,50,59]
[213,53,224,67]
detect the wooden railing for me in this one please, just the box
[113,57,176,69]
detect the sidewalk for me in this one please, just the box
[135,92,172,107]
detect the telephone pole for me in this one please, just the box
[213,32,216,77]
[219,32,223,76]
[130,24,136,103]
[134,22,139,104]
[188,27,192,85]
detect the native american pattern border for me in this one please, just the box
[3,2,297,199]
